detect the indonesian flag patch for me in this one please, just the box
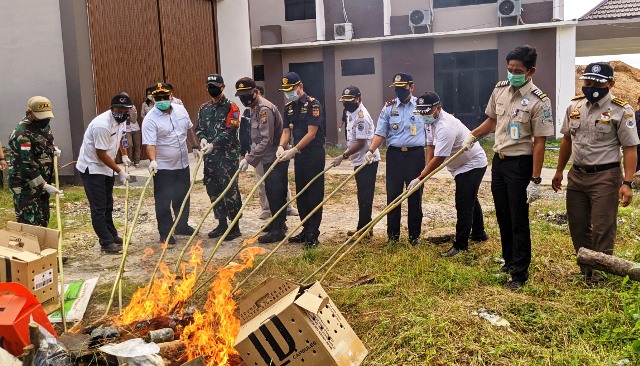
[21,143,31,151]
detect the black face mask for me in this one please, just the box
[342,102,359,113]
[31,118,50,129]
[395,87,411,103]
[208,85,223,98]
[239,93,257,107]
[112,112,129,123]
[581,86,609,103]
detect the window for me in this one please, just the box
[285,0,316,21]
[253,65,265,81]
[434,49,498,129]
[341,58,375,76]
[433,0,496,9]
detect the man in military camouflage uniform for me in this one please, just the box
[8,96,63,226]
[196,74,242,240]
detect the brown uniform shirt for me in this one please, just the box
[245,97,283,166]
[485,80,554,156]
[560,92,639,166]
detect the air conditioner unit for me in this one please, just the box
[409,9,432,27]
[497,0,522,18]
[334,22,353,40]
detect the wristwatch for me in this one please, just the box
[342,152,349,159]
[623,180,633,188]
[531,177,542,184]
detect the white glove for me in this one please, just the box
[43,183,63,196]
[276,146,285,159]
[117,170,130,184]
[332,154,345,167]
[239,158,249,172]
[408,178,421,191]
[462,133,477,151]
[53,147,61,157]
[526,182,542,204]
[338,127,342,132]
[280,147,299,161]
[122,155,131,166]
[193,149,201,160]
[365,150,375,164]
[200,138,213,154]
[149,160,158,174]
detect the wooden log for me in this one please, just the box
[28,322,40,353]
[21,345,34,366]
[158,340,186,363]
[181,356,205,366]
[577,247,640,281]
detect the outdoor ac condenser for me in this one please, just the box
[334,22,353,40]
[497,0,522,18]
[409,9,432,27]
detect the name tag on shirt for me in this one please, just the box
[410,124,417,136]
[509,122,520,140]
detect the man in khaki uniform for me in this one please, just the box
[462,45,554,290]
[552,62,638,282]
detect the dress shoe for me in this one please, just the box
[585,272,605,286]
[160,235,176,245]
[61,256,68,265]
[387,234,400,243]
[303,236,320,249]
[409,237,421,246]
[471,233,489,242]
[208,224,228,238]
[289,232,307,243]
[258,230,286,243]
[101,243,122,254]
[112,236,124,244]
[441,247,461,257]
[286,207,299,216]
[499,264,511,273]
[259,211,271,220]
[507,280,525,291]
[175,225,196,236]
[223,223,241,241]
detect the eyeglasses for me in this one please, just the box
[153,94,171,101]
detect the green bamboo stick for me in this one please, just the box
[53,155,67,333]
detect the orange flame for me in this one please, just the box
[181,246,266,366]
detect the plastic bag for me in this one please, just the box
[34,324,72,366]
[99,338,164,366]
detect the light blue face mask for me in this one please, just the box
[421,114,437,125]
[507,71,527,87]
[284,90,299,102]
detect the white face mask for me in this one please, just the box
[421,114,437,125]
[284,90,299,102]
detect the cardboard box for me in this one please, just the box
[235,278,368,366]
[0,222,60,311]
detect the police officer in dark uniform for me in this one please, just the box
[277,72,326,248]
[367,73,424,245]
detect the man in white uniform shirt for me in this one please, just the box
[77,94,132,254]
[409,92,488,257]
[142,83,199,245]
[332,86,380,236]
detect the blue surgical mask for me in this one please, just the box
[507,71,527,87]
[155,101,171,111]
[395,88,411,102]
[421,114,436,125]
[284,90,299,102]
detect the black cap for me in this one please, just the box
[235,77,257,96]
[414,92,441,114]
[339,85,361,102]
[206,74,224,86]
[111,94,133,108]
[279,72,302,92]
[580,62,614,83]
[150,82,171,96]
[389,73,413,88]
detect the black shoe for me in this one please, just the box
[101,243,122,254]
[112,236,124,244]
[289,232,307,243]
[160,235,176,245]
[175,225,196,236]
[208,224,228,239]
[471,233,489,242]
[507,280,525,291]
[441,247,461,257]
[410,238,420,246]
[499,264,511,273]
[387,234,400,243]
[303,236,320,249]
[585,272,605,286]
[258,230,286,243]
[224,224,241,241]
[62,256,68,265]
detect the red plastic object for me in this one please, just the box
[0,282,57,356]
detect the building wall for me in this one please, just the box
[324,0,384,40]
[433,35,498,54]
[0,0,74,175]
[248,0,316,46]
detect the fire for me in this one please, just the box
[181,246,266,366]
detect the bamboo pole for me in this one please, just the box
[145,153,205,296]
[103,173,154,317]
[53,155,67,333]
[231,162,367,295]
[118,165,130,314]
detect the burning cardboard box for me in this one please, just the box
[0,222,60,313]
[235,278,367,366]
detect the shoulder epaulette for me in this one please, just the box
[285,101,293,107]
[572,94,585,100]
[532,89,547,100]
[612,97,628,107]
[308,96,316,102]
[495,81,510,88]
[384,99,396,107]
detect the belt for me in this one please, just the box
[495,153,531,160]
[388,146,423,152]
[572,162,619,174]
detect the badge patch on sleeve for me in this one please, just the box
[312,106,320,118]
[260,111,267,124]
[21,143,31,151]
[627,119,636,129]
[225,104,240,128]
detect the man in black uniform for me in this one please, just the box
[277,72,326,248]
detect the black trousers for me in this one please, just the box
[153,167,191,237]
[80,169,118,246]
[453,166,487,250]
[294,145,325,238]
[264,160,290,231]
[491,154,532,282]
[355,161,378,230]
[386,147,424,241]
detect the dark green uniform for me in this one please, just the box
[8,117,55,226]
[195,96,242,220]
